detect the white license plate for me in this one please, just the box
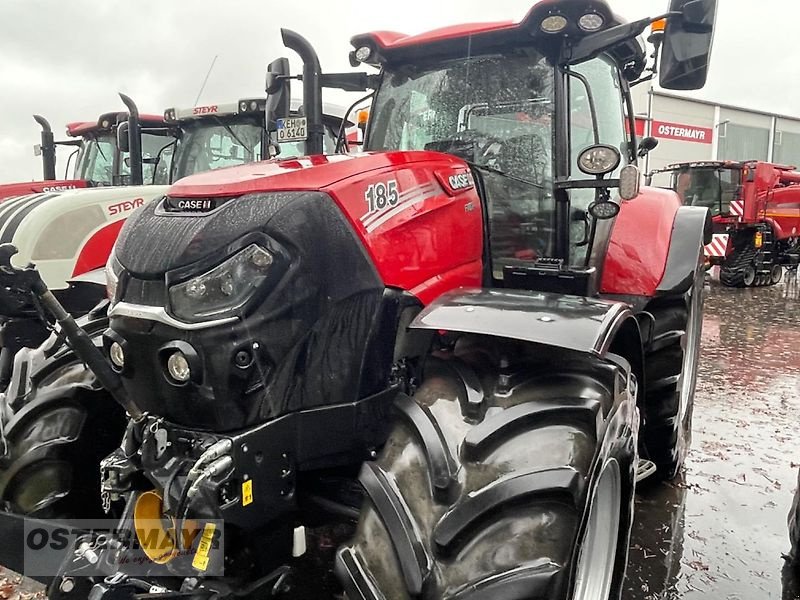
[276,117,308,143]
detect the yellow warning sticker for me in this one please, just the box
[242,479,253,506]
[192,523,216,572]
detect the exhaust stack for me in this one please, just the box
[281,28,324,156]
[33,115,57,181]
[119,93,143,185]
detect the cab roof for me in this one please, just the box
[350,0,643,75]
[66,112,165,137]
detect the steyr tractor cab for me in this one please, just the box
[0,2,716,599]
[0,111,172,201]
[653,160,800,287]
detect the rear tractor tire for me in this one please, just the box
[338,337,638,600]
[642,260,703,481]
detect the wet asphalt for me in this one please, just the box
[625,272,800,600]
[3,274,800,599]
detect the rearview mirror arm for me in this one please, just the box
[562,13,679,66]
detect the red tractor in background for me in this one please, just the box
[0,110,170,201]
[654,160,800,287]
[0,1,717,599]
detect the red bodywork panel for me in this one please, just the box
[0,179,88,201]
[359,22,516,50]
[169,152,484,304]
[72,219,126,277]
[742,162,800,239]
[601,187,682,297]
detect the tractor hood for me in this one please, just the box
[0,179,88,201]
[167,151,450,198]
[10,185,168,289]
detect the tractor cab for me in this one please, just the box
[359,34,639,285]
[316,0,717,296]
[161,99,347,183]
[0,111,173,201]
[655,160,743,218]
[57,112,172,186]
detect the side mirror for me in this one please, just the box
[659,0,717,90]
[637,136,659,158]
[117,122,130,153]
[265,57,291,135]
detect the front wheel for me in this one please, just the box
[337,337,638,600]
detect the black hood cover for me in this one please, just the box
[110,192,400,432]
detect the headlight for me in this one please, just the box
[169,244,275,322]
[577,144,621,176]
[578,13,604,32]
[540,14,568,33]
[105,247,122,304]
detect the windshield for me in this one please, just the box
[171,118,338,181]
[142,133,175,185]
[74,134,116,184]
[367,52,555,273]
[172,120,264,180]
[672,166,740,216]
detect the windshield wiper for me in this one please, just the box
[212,117,252,155]
[470,162,546,190]
[95,141,107,162]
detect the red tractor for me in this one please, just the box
[653,159,800,287]
[0,1,716,599]
[0,110,171,201]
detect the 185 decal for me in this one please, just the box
[365,180,399,214]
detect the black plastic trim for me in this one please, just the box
[358,462,429,595]
[656,205,711,295]
[394,392,458,501]
[433,466,582,555]
[463,399,602,460]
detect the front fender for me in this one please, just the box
[655,205,711,296]
[410,288,634,357]
[600,187,682,297]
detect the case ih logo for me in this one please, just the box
[448,173,474,191]
[653,120,713,144]
[107,198,144,216]
[42,185,78,192]
[193,105,219,115]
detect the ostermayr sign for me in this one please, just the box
[652,120,713,144]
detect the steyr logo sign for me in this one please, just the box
[653,120,713,145]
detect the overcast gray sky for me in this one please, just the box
[0,0,793,183]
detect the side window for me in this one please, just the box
[567,56,627,264]
[569,57,627,177]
